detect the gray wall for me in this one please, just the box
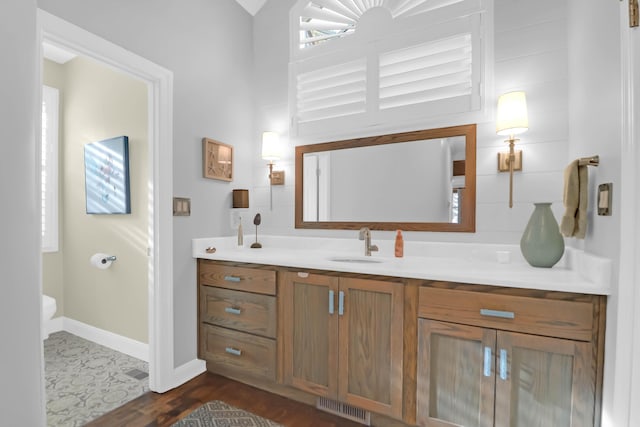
[0,0,45,425]
[37,0,255,366]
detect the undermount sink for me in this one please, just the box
[328,256,384,264]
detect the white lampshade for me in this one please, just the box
[496,91,529,136]
[261,131,282,161]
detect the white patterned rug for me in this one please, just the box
[45,331,149,426]
[171,401,283,426]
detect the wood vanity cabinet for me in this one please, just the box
[416,286,605,427]
[281,271,405,419]
[198,260,277,382]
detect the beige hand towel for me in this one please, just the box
[560,160,588,238]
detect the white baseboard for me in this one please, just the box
[47,316,64,335]
[51,316,149,362]
[171,358,207,390]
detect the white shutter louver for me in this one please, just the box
[379,34,473,110]
[296,58,367,123]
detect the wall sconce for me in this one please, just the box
[261,131,285,210]
[496,91,529,208]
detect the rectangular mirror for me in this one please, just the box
[295,124,476,232]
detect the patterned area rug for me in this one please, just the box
[172,401,283,426]
[45,331,149,426]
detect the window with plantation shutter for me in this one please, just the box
[42,85,59,252]
[290,0,492,138]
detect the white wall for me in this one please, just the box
[566,3,624,427]
[37,0,255,366]
[252,0,588,245]
[0,0,45,425]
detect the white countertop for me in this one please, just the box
[192,235,612,295]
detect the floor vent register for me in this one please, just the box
[316,397,371,425]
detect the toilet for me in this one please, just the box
[42,294,57,340]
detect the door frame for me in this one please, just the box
[607,4,640,427]
[622,4,640,425]
[37,9,176,392]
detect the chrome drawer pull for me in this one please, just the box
[224,275,241,282]
[225,347,242,356]
[338,291,345,316]
[483,346,492,377]
[480,309,515,319]
[225,307,242,315]
[499,349,508,380]
[328,290,335,314]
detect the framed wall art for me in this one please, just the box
[84,135,131,214]
[203,138,233,181]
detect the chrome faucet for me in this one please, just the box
[358,227,379,256]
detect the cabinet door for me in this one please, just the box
[494,331,594,427]
[282,272,339,397]
[417,319,496,427]
[338,278,404,419]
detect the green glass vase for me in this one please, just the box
[520,202,565,268]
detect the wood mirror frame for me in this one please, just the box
[295,124,476,232]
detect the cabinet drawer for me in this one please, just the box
[200,286,276,338]
[200,324,276,381]
[418,287,594,341]
[199,261,276,295]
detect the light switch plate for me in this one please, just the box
[173,197,191,216]
[597,183,612,216]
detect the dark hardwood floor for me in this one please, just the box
[85,372,364,427]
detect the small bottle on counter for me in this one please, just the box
[237,218,244,246]
[394,230,404,257]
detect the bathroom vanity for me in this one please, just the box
[194,236,610,427]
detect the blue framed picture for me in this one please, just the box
[84,136,131,214]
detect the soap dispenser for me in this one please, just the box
[394,230,404,257]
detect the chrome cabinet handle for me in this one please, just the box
[338,291,345,316]
[224,275,241,282]
[225,347,242,356]
[499,349,508,380]
[224,307,241,315]
[483,346,492,377]
[329,290,335,314]
[480,309,515,319]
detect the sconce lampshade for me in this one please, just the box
[496,91,529,136]
[261,131,282,161]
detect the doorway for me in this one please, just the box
[38,9,175,395]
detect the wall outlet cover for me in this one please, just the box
[597,183,612,216]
